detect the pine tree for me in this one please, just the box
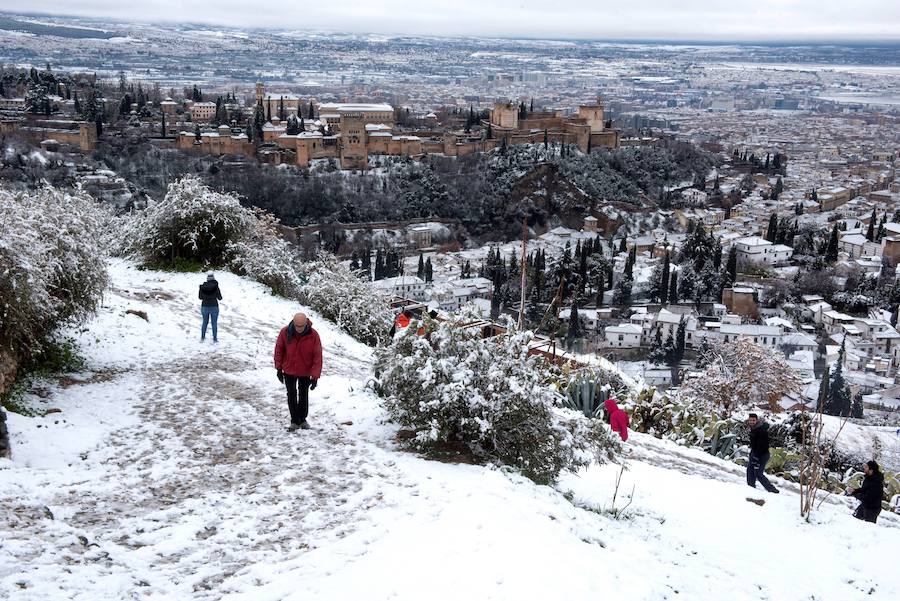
[668,271,679,304]
[279,95,286,121]
[866,208,876,241]
[417,252,425,279]
[160,110,166,137]
[612,275,632,308]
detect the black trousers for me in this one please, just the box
[284,375,311,424]
[854,504,881,524]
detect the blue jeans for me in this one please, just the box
[201,306,219,341]
[747,452,778,492]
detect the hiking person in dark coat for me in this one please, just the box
[746,413,779,494]
[199,273,222,342]
[274,313,323,431]
[849,460,884,524]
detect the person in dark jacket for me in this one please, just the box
[849,460,884,523]
[746,413,779,494]
[274,313,323,431]
[199,273,222,342]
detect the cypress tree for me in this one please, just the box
[765,213,778,243]
[660,251,670,304]
[668,271,679,304]
[825,224,839,263]
[424,258,433,283]
[851,391,864,419]
[417,252,425,279]
[866,208,876,242]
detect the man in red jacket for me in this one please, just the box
[605,398,629,442]
[274,313,323,431]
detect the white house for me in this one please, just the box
[604,324,643,349]
[717,324,783,348]
[734,236,792,267]
[372,275,427,300]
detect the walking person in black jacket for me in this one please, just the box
[848,460,885,524]
[746,413,779,494]
[199,273,222,342]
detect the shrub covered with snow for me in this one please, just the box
[297,254,393,347]
[681,338,803,415]
[120,175,253,266]
[225,209,304,298]
[374,316,621,484]
[0,185,108,358]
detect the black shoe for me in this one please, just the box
[769,488,780,494]
[299,420,311,430]
[287,423,300,432]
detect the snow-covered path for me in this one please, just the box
[2,260,900,601]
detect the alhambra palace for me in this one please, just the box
[178,83,620,169]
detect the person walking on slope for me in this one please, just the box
[199,273,222,342]
[746,413,779,494]
[274,313,323,431]
[605,398,629,441]
[848,460,884,524]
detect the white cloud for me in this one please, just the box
[19,0,900,40]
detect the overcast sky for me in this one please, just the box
[18,1,900,41]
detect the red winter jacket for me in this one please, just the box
[274,321,323,379]
[605,399,629,442]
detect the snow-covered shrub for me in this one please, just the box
[374,316,621,484]
[297,254,393,346]
[0,185,108,358]
[629,388,719,447]
[119,175,252,266]
[681,338,803,414]
[225,209,304,298]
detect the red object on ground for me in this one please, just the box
[605,398,629,441]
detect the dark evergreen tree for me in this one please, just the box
[417,252,425,279]
[851,391,864,419]
[825,339,852,417]
[825,224,839,263]
[765,213,778,243]
[424,258,433,283]
[866,208,876,242]
[567,301,582,344]
[668,271,679,304]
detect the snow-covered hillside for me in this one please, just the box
[2,260,900,601]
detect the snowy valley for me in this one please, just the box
[2,260,900,601]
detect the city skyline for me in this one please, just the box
[12,1,900,42]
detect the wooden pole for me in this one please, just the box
[518,218,528,329]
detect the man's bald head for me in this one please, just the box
[293,313,308,329]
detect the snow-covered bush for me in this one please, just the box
[0,185,108,358]
[681,338,803,414]
[374,316,621,484]
[225,209,304,298]
[297,254,393,346]
[119,175,252,266]
[629,388,720,447]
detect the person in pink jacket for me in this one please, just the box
[605,399,629,441]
